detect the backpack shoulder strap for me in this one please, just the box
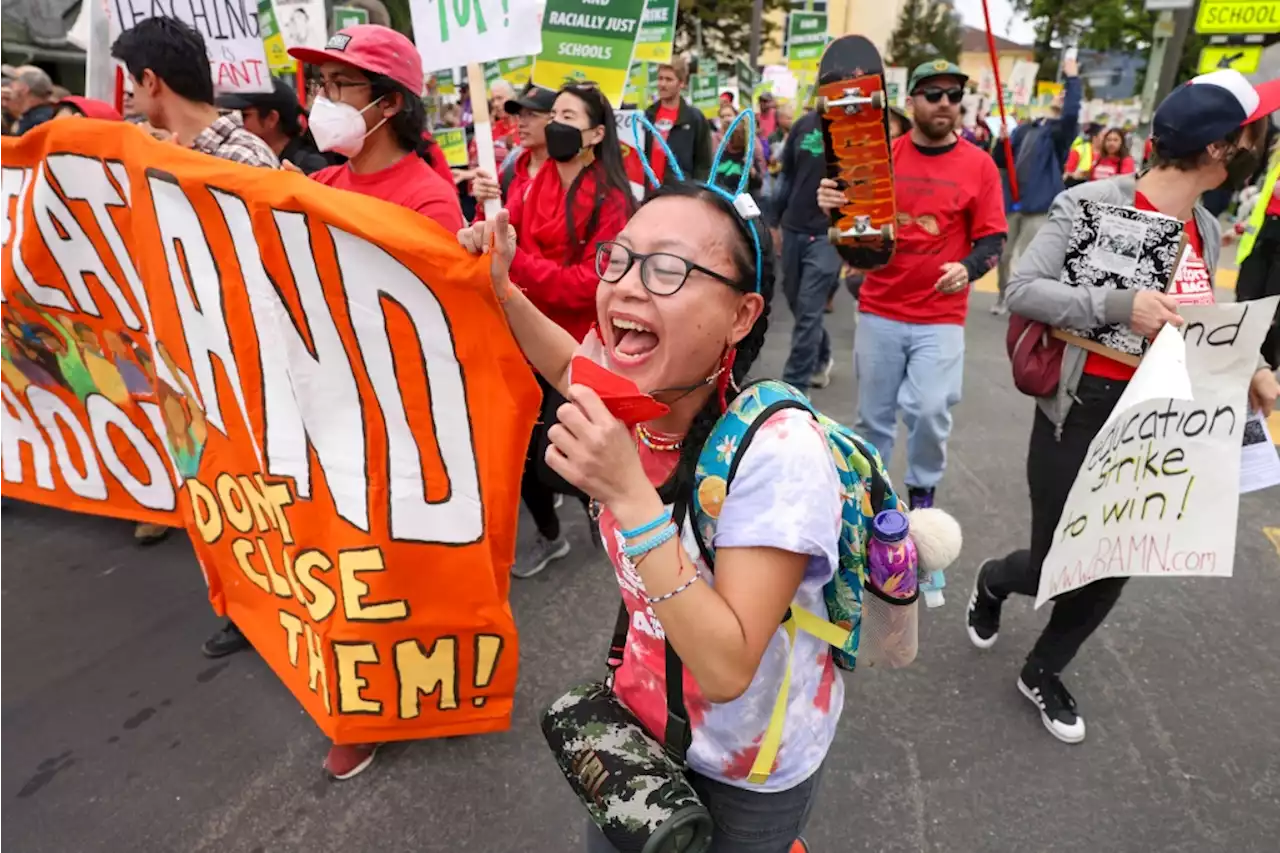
[689,380,816,570]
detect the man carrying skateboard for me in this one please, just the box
[818,59,1006,509]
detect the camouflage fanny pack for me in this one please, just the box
[541,602,712,853]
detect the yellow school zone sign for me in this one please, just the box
[1197,45,1264,74]
[1195,0,1280,34]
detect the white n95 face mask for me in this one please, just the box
[308,95,385,157]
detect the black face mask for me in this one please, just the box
[1223,144,1261,190]
[545,120,585,163]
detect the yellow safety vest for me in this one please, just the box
[1238,145,1279,265]
[1071,137,1093,172]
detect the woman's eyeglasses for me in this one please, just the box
[595,241,737,296]
[917,87,964,105]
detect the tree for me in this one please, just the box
[886,0,963,71]
[674,0,791,68]
[1011,0,1204,97]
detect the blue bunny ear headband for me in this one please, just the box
[631,107,764,295]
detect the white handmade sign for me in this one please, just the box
[1008,60,1040,107]
[1036,299,1280,607]
[110,0,273,93]
[411,0,544,73]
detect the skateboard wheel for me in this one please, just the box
[871,91,885,109]
[880,224,893,240]
[828,226,842,243]
[815,96,828,113]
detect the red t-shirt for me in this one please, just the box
[858,136,1007,325]
[1268,187,1280,217]
[649,103,680,184]
[311,154,465,233]
[1084,192,1214,380]
[1091,155,1135,181]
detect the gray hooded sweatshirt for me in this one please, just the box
[1005,174,1224,436]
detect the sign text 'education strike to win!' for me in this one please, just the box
[1,122,541,744]
[1036,299,1279,608]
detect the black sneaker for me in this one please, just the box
[1017,662,1086,744]
[201,621,251,658]
[966,558,1003,649]
[907,487,934,509]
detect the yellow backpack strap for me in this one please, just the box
[747,606,851,784]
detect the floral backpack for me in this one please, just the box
[682,379,899,781]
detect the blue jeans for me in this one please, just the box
[584,765,825,853]
[781,229,841,387]
[853,312,965,490]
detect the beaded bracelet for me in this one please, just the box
[619,508,673,540]
[621,522,677,559]
[646,570,702,605]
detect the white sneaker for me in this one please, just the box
[512,535,571,579]
[990,298,1008,316]
[553,493,564,509]
[1017,663,1086,744]
[810,357,835,389]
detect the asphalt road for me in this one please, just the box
[4,287,1279,853]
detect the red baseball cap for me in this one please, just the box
[289,25,423,96]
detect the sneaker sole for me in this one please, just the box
[327,746,379,781]
[966,559,999,650]
[1017,678,1086,744]
[511,539,571,579]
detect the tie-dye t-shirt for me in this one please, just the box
[599,408,844,793]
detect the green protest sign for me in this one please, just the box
[692,72,720,119]
[786,12,828,76]
[735,58,758,105]
[484,56,535,88]
[531,0,647,106]
[333,6,369,31]
[634,0,676,64]
[624,61,648,106]
[434,126,469,168]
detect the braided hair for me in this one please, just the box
[648,182,773,507]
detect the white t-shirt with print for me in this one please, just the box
[602,408,845,793]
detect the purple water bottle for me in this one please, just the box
[867,510,918,601]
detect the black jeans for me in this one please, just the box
[522,376,588,540]
[1236,214,1280,370]
[985,375,1129,674]
[584,765,826,853]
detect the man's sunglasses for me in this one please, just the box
[915,87,964,105]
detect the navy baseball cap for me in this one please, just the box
[1152,70,1280,158]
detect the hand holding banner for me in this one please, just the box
[1,123,541,743]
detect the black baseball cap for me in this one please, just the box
[505,83,557,115]
[216,79,302,124]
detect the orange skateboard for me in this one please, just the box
[815,35,895,270]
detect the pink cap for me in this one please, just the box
[289,25,423,96]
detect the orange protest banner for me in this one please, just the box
[1,122,540,743]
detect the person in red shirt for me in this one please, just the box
[818,59,1007,510]
[967,70,1280,745]
[1088,127,1136,181]
[288,25,463,234]
[642,58,713,183]
[499,83,635,580]
[286,25,462,783]
[470,82,556,210]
